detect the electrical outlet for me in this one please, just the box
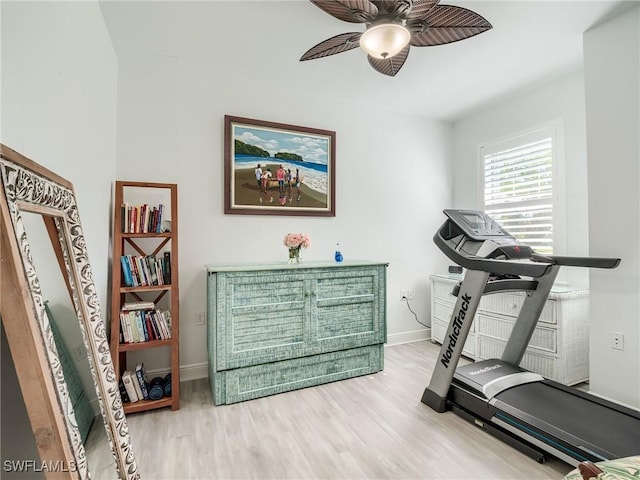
[609,331,624,350]
[195,311,205,326]
[400,289,414,300]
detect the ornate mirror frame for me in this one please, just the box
[0,144,138,479]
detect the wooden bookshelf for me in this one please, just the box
[110,181,179,413]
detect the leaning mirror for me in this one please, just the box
[0,144,138,479]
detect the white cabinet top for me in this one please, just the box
[206,260,389,273]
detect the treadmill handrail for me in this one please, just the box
[451,279,539,297]
[434,232,553,278]
[531,254,621,269]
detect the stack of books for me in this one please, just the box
[121,203,166,234]
[120,252,171,287]
[120,363,153,403]
[119,301,172,344]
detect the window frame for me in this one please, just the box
[477,119,567,259]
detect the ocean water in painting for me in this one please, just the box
[235,155,328,195]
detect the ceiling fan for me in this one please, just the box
[300,0,492,77]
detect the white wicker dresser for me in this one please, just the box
[430,274,590,386]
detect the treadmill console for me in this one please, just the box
[436,209,621,276]
[436,209,536,272]
[443,209,510,241]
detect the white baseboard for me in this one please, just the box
[144,363,208,382]
[386,328,430,346]
[132,364,207,382]
[178,363,209,382]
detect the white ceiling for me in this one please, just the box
[99,0,634,122]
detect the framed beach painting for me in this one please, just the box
[224,115,336,216]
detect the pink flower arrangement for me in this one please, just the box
[284,233,311,249]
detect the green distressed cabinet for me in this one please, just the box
[206,261,388,404]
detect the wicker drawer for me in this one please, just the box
[477,336,557,380]
[431,317,476,358]
[479,293,557,324]
[432,280,457,302]
[432,300,453,323]
[213,344,383,404]
[477,314,557,353]
[433,300,475,332]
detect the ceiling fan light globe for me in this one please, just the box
[359,23,411,59]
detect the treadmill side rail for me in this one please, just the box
[501,264,560,365]
[422,269,489,411]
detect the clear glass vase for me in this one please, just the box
[288,246,301,263]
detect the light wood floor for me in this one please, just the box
[94,341,575,479]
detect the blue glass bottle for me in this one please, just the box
[334,243,343,263]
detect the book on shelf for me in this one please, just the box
[143,312,155,341]
[163,252,171,284]
[146,255,158,285]
[153,310,171,339]
[120,256,133,287]
[135,363,150,400]
[123,301,156,310]
[121,202,166,234]
[119,312,130,343]
[119,378,130,403]
[131,369,144,400]
[135,311,146,342]
[122,371,139,403]
[162,310,172,337]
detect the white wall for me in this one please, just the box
[584,6,640,409]
[1,0,118,467]
[1,0,117,315]
[452,71,590,288]
[114,51,453,377]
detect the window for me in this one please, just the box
[480,122,564,255]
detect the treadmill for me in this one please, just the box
[422,209,640,466]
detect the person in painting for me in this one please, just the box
[286,169,293,196]
[276,164,287,196]
[295,169,302,202]
[255,164,262,190]
[260,168,273,203]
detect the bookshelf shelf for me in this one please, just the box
[119,285,173,294]
[110,180,180,413]
[123,396,173,415]
[118,339,173,352]
[122,232,173,239]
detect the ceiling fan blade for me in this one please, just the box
[367,44,410,76]
[406,0,439,20]
[300,32,363,61]
[409,5,492,46]
[309,0,378,23]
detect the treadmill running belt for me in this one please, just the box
[494,381,640,459]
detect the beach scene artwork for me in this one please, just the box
[225,116,335,216]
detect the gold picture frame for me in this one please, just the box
[224,115,336,217]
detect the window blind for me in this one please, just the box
[482,136,554,254]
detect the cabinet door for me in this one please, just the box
[214,270,309,370]
[311,266,386,350]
